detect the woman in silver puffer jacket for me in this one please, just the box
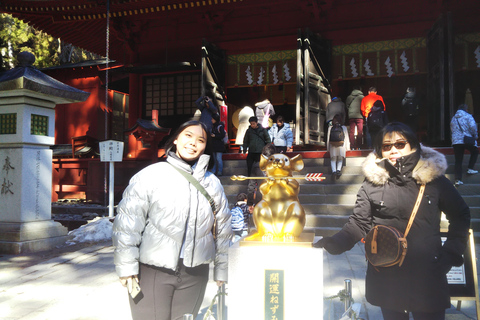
[112,120,232,320]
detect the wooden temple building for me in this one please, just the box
[1,0,480,202]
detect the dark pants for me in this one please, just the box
[246,152,262,177]
[405,114,418,133]
[453,144,479,180]
[247,161,264,206]
[349,118,364,149]
[275,146,287,153]
[364,124,372,148]
[129,262,209,320]
[369,127,381,147]
[381,308,445,320]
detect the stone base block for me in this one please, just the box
[228,240,323,320]
[0,235,70,254]
[0,220,69,254]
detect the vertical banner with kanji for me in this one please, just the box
[265,270,284,320]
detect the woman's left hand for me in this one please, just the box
[216,280,225,287]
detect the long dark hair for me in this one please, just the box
[164,120,215,169]
[373,122,421,157]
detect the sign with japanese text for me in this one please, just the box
[99,140,124,162]
[265,270,284,320]
[441,231,479,305]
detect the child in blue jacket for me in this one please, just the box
[230,193,249,243]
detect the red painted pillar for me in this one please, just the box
[127,73,141,157]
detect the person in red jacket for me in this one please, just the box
[361,87,385,147]
[361,87,385,118]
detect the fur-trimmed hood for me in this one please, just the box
[362,145,447,186]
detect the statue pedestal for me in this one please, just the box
[0,221,69,254]
[228,236,323,320]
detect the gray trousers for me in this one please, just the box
[129,261,209,320]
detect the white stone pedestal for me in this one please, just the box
[0,57,89,254]
[0,143,68,254]
[228,240,323,320]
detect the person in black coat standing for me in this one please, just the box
[210,113,226,176]
[314,122,470,320]
[243,116,271,177]
[195,96,218,133]
[367,99,388,146]
[401,87,420,133]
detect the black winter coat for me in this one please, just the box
[243,126,271,154]
[325,146,470,313]
[211,121,226,153]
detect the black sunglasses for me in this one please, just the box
[382,141,409,151]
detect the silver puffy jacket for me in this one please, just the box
[112,153,232,281]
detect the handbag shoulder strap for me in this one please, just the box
[404,184,425,238]
[169,163,217,214]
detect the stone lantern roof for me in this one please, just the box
[0,52,90,103]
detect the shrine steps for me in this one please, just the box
[221,148,480,240]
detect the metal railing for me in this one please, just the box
[324,279,363,320]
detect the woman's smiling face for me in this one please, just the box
[174,124,207,162]
[381,132,415,166]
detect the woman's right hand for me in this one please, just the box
[119,275,138,287]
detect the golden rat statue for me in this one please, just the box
[246,153,306,241]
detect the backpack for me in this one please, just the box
[367,105,386,130]
[329,123,345,146]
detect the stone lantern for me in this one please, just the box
[0,52,90,254]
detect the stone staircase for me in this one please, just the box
[220,150,480,241]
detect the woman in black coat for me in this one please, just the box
[315,122,471,320]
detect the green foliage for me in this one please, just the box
[0,13,99,71]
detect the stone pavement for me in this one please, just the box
[0,240,478,320]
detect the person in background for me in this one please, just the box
[346,86,364,150]
[195,96,218,133]
[243,116,271,177]
[210,112,226,176]
[326,114,350,177]
[401,87,420,133]
[268,115,293,153]
[450,103,478,187]
[255,99,276,129]
[361,87,385,119]
[361,87,385,148]
[367,99,388,147]
[314,122,470,320]
[112,120,232,320]
[230,192,250,243]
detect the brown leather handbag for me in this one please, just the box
[365,184,425,268]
